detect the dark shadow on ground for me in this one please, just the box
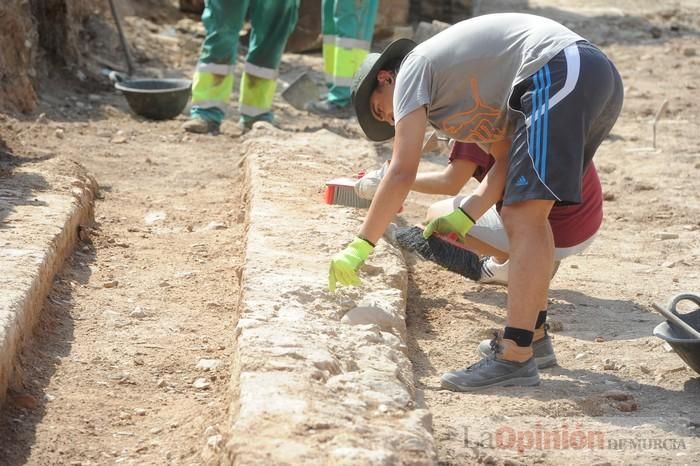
[421,365,700,439]
[0,238,95,465]
[0,148,52,226]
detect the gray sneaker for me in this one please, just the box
[441,353,540,392]
[478,332,557,369]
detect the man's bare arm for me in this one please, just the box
[358,107,427,244]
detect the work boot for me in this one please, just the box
[239,112,275,132]
[478,325,557,369]
[305,98,353,118]
[182,117,220,134]
[441,338,540,392]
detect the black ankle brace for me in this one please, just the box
[535,310,547,329]
[503,327,534,347]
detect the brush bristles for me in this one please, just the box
[395,226,482,281]
[326,185,371,208]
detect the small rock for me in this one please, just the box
[111,135,127,144]
[650,26,662,38]
[603,359,620,371]
[683,47,696,57]
[13,394,39,410]
[624,381,641,391]
[603,389,632,401]
[196,358,222,371]
[575,352,587,360]
[129,307,146,318]
[570,263,579,269]
[341,306,399,333]
[103,280,119,288]
[663,342,675,353]
[156,379,167,388]
[603,192,615,201]
[55,128,65,139]
[616,401,639,412]
[639,364,651,374]
[547,319,564,332]
[134,408,146,416]
[193,378,210,390]
[144,211,167,225]
[150,427,162,435]
[207,434,223,449]
[205,221,227,230]
[595,336,605,343]
[655,232,679,240]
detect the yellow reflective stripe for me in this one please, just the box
[244,62,277,80]
[323,42,334,77]
[333,47,369,79]
[191,71,234,105]
[239,72,276,112]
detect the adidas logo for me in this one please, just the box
[515,175,528,186]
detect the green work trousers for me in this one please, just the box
[322,0,379,107]
[191,0,298,124]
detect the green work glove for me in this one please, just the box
[328,237,375,292]
[422,207,475,242]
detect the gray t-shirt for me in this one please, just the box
[394,13,584,144]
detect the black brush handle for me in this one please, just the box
[652,302,700,340]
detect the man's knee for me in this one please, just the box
[501,200,554,236]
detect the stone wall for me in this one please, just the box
[0,0,92,113]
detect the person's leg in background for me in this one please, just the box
[185,0,248,134]
[321,0,337,97]
[310,0,379,114]
[240,0,299,129]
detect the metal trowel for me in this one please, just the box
[281,72,320,111]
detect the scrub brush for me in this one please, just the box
[324,173,371,208]
[394,225,482,281]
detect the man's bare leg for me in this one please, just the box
[500,199,555,362]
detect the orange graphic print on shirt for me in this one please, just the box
[441,78,505,143]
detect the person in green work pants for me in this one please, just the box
[183,0,299,134]
[307,0,379,116]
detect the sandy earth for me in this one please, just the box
[0,0,699,465]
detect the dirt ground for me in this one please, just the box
[0,0,699,465]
